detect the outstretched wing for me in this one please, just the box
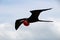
[15,19,24,30]
[39,20,53,22]
[29,8,52,20]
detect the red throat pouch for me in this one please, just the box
[23,20,29,26]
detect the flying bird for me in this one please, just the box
[15,8,53,30]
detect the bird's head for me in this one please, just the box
[23,20,30,26]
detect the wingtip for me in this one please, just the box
[50,20,53,22]
[48,8,52,10]
[48,21,53,22]
[15,24,18,30]
[45,8,52,10]
[15,28,18,30]
[15,27,18,30]
[40,8,53,11]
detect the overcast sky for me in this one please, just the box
[0,0,60,40]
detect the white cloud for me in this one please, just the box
[0,23,33,40]
[51,19,60,35]
[0,18,60,40]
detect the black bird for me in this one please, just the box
[15,8,53,30]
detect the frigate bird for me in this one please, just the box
[15,8,53,30]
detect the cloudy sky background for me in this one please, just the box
[0,0,60,40]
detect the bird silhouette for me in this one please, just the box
[15,8,53,30]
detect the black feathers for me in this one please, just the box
[15,19,24,30]
[15,8,53,30]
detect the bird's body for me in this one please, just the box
[15,8,53,30]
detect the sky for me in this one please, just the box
[0,0,60,40]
